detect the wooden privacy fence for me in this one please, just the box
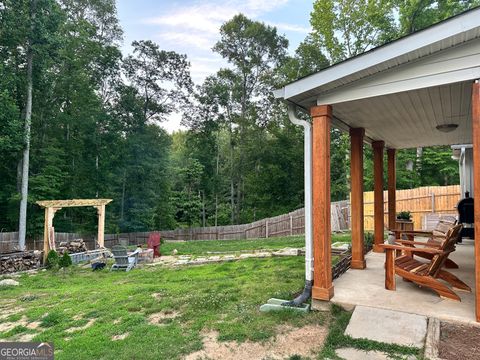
[159,201,349,242]
[363,185,461,230]
[0,185,462,250]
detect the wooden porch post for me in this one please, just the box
[472,80,480,322]
[373,141,385,253]
[387,148,397,231]
[311,105,334,301]
[350,128,366,269]
[97,204,106,248]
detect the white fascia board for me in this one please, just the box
[317,39,480,104]
[276,8,480,101]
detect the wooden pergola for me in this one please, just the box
[274,8,480,322]
[36,199,112,260]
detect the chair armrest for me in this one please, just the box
[395,230,433,236]
[395,240,441,248]
[379,243,444,254]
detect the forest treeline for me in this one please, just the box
[0,0,477,235]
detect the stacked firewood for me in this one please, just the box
[0,251,41,274]
[57,239,88,254]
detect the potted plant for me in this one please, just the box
[396,211,413,232]
[396,211,412,221]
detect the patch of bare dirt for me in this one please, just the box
[0,306,24,320]
[184,324,327,360]
[0,315,43,340]
[65,318,96,333]
[112,332,129,341]
[439,322,480,360]
[151,293,163,300]
[15,333,37,342]
[148,311,179,325]
[113,319,121,325]
[25,321,41,330]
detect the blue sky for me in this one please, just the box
[116,0,314,131]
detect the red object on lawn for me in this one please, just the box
[148,232,161,257]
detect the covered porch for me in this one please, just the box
[332,241,477,324]
[275,8,480,322]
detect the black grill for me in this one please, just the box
[457,192,474,240]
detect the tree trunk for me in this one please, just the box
[120,168,126,222]
[229,122,235,224]
[215,135,219,227]
[18,0,36,251]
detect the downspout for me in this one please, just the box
[283,104,314,307]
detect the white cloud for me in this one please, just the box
[270,22,310,33]
[143,0,300,54]
[158,31,214,51]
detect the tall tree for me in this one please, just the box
[310,0,398,63]
[397,0,480,34]
[212,14,289,223]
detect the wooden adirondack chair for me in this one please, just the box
[394,216,459,269]
[381,224,470,301]
[110,246,138,272]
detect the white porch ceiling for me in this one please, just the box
[332,81,472,149]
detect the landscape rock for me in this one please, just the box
[0,279,19,286]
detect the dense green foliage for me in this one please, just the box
[0,1,472,235]
[45,249,59,269]
[59,252,72,268]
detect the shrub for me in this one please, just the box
[59,252,72,268]
[396,211,412,221]
[45,250,59,270]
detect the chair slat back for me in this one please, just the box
[112,246,129,265]
[431,217,457,242]
[427,224,462,276]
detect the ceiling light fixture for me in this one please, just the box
[436,124,458,133]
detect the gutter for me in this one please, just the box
[282,104,314,307]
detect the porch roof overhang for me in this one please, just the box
[274,7,480,149]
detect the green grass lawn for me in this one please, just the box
[0,256,326,360]
[1,232,418,360]
[160,233,352,256]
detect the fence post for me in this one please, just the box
[265,220,269,238]
[431,193,435,213]
[290,215,293,236]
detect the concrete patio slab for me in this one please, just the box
[345,306,427,347]
[326,241,477,325]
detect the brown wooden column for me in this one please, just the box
[372,141,385,253]
[472,80,480,322]
[311,105,334,301]
[350,128,366,269]
[387,148,397,231]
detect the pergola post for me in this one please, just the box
[350,128,366,269]
[96,205,106,248]
[472,80,480,322]
[372,141,385,253]
[311,105,334,301]
[43,207,59,262]
[387,148,397,230]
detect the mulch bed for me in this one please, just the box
[439,322,480,360]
